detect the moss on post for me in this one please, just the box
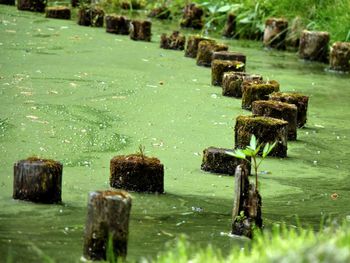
[196,40,228,67]
[222,72,263,98]
[263,18,288,50]
[180,3,203,29]
[130,20,152,42]
[211,59,245,86]
[212,51,246,64]
[241,80,280,110]
[234,115,288,157]
[252,100,298,140]
[13,157,62,203]
[45,6,71,20]
[110,154,164,193]
[160,31,186,51]
[105,15,130,35]
[330,42,350,72]
[299,30,330,62]
[78,6,104,27]
[185,35,213,58]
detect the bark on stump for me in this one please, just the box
[110,154,164,193]
[83,190,132,261]
[212,51,246,64]
[185,35,212,58]
[0,0,15,5]
[180,3,203,29]
[235,115,288,157]
[17,0,46,12]
[211,59,245,86]
[222,72,263,98]
[299,30,330,62]
[263,18,288,50]
[286,16,304,50]
[78,6,104,27]
[148,7,170,19]
[45,6,71,20]
[105,15,130,35]
[330,42,350,72]
[269,92,309,128]
[241,80,280,110]
[160,31,186,51]
[196,40,228,67]
[222,13,236,38]
[232,165,262,238]
[201,147,250,175]
[13,157,62,203]
[130,20,152,42]
[252,100,298,140]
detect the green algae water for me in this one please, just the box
[1,5,350,262]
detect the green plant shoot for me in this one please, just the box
[226,135,276,190]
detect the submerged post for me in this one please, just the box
[83,190,132,261]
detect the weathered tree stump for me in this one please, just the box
[235,115,288,157]
[252,100,298,140]
[263,18,288,50]
[269,92,309,128]
[0,0,15,5]
[78,6,104,27]
[299,30,330,62]
[196,40,228,67]
[13,157,62,203]
[110,154,164,193]
[222,72,263,98]
[241,80,280,110]
[211,59,245,86]
[185,35,212,58]
[222,13,236,38]
[329,42,350,72]
[130,20,152,42]
[286,16,304,50]
[201,147,250,175]
[160,31,186,51]
[83,190,132,261]
[148,6,170,19]
[212,51,246,64]
[45,6,71,20]
[180,3,203,29]
[232,165,262,238]
[17,0,46,12]
[105,15,130,35]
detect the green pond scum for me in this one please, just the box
[0,4,350,263]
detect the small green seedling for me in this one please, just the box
[226,135,276,190]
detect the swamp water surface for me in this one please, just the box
[1,5,350,262]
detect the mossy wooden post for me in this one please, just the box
[160,31,186,51]
[17,0,46,12]
[235,115,288,157]
[252,100,298,140]
[299,30,330,62]
[241,80,280,110]
[222,72,263,98]
[212,51,246,64]
[263,18,288,50]
[196,41,228,67]
[105,15,130,35]
[201,147,250,175]
[180,3,203,29]
[211,59,245,86]
[110,154,164,193]
[148,7,170,19]
[130,20,152,42]
[330,42,350,72]
[269,92,309,128]
[0,0,15,5]
[45,6,71,20]
[185,36,212,58]
[222,13,236,38]
[232,165,262,238]
[78,6,104,27]
[13,157,62,203]
[83,190,132,261]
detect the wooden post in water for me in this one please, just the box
[83,190,132,261]
[232,165,262,238]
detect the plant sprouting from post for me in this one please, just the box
[227,135,276,190]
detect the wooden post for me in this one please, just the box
[83,190,132,261]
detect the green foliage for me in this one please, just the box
[226,135,276,190]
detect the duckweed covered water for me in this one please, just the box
[1,5,350,262]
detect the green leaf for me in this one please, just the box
[249,135,257,150]
[262,143,270,158]
[243,148,254,156]
[226,149,246,159]
[254,143,262,155]
[217,5,231,13]
[263,141,277,157]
